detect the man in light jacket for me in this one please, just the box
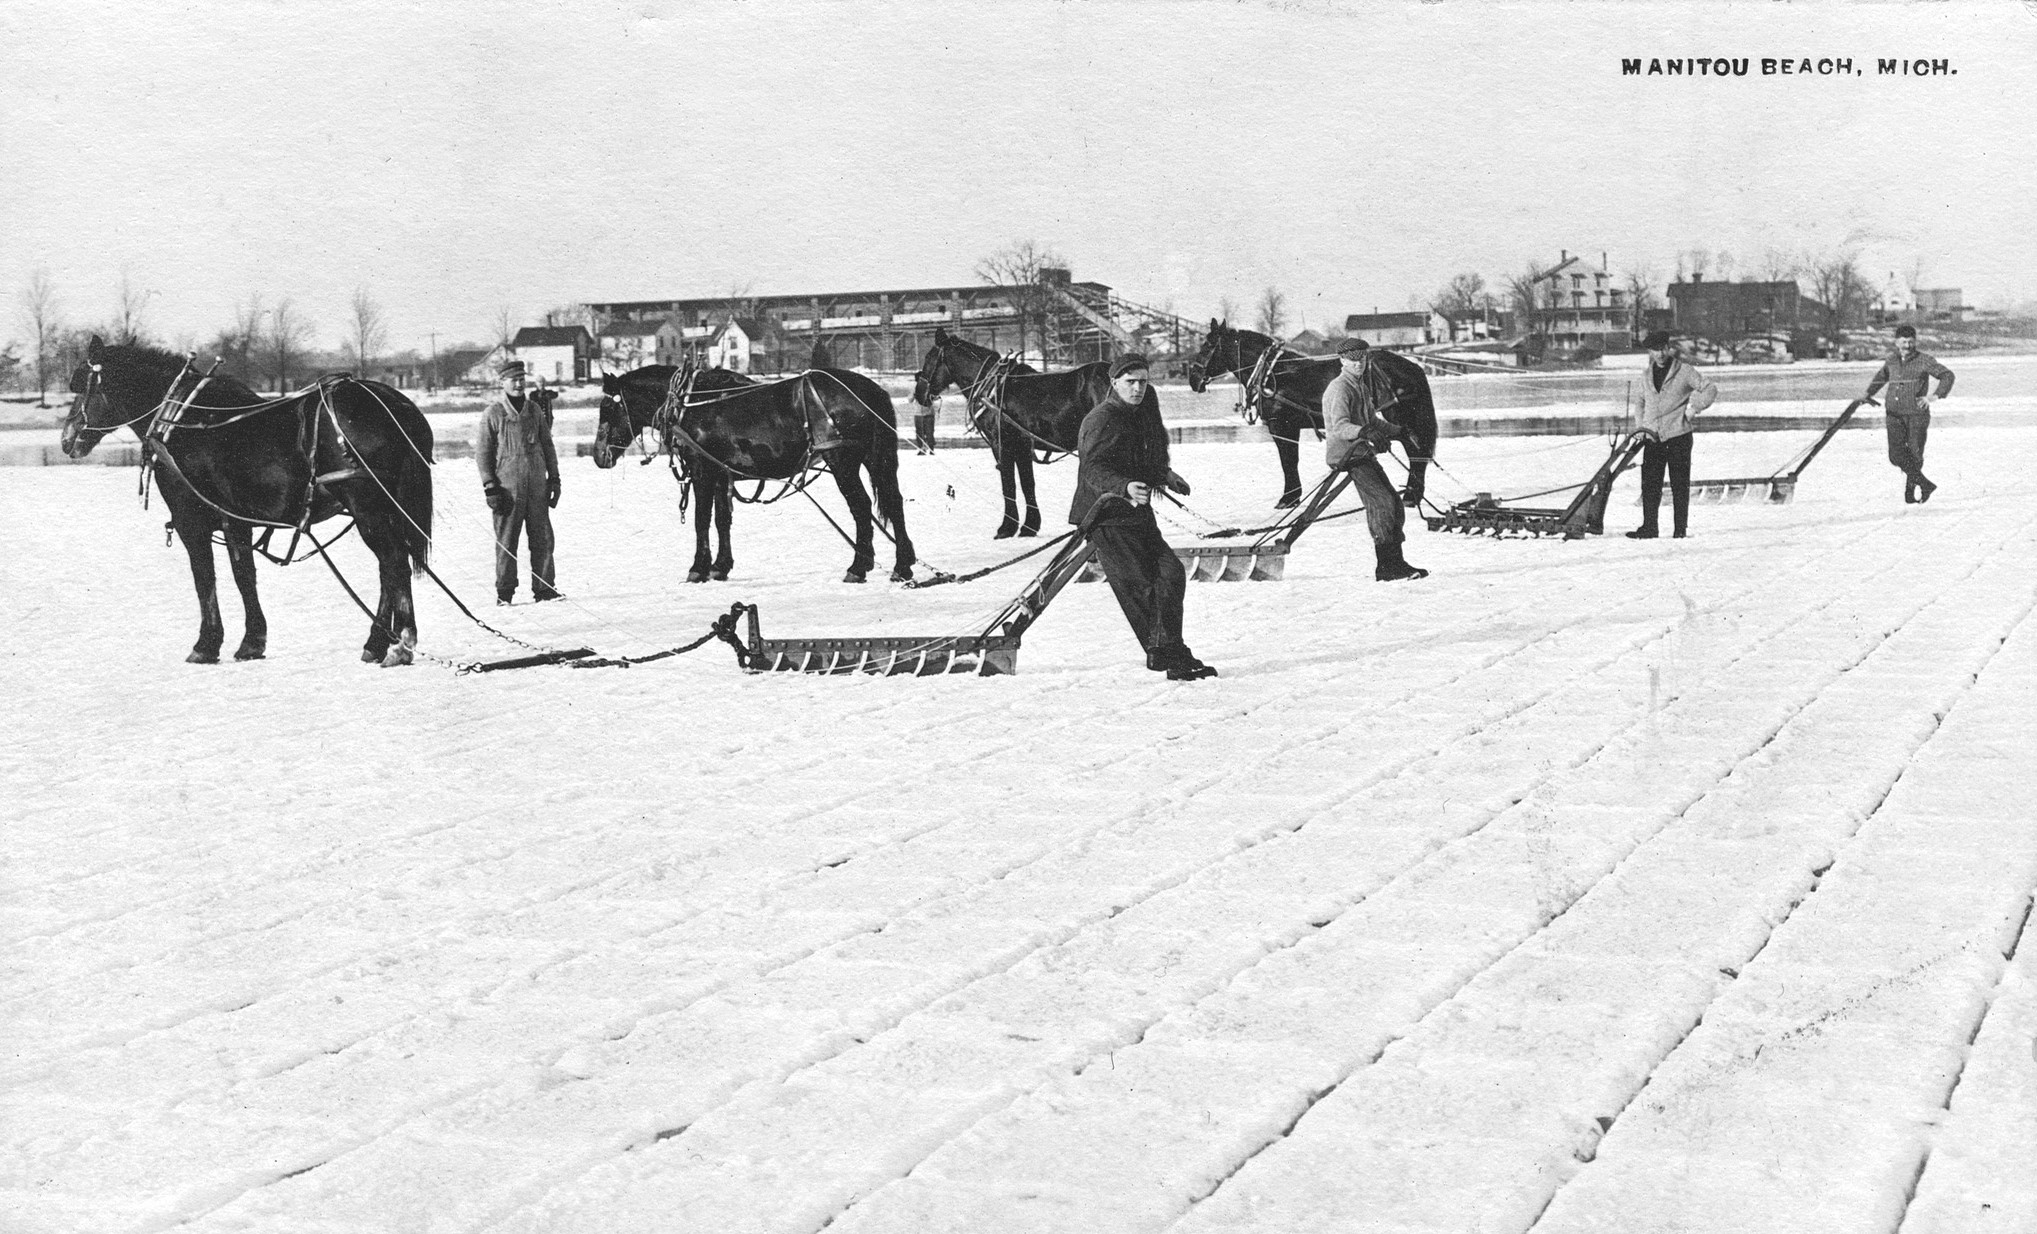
[476,359,562,604]
[1323,337,1427,580]
[1863,324,1954,503]
[1627,330,1718,540]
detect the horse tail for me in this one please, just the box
[353,379,437,576]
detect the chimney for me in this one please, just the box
[1601,251,1608,271]
[1560,249,1568,264]
[1692,273,1704,284]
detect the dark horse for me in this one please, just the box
[910,328,1111,538]
[594,362,916,583]
[1189,321,1437,509]
[62,337,435,664]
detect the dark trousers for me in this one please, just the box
[1345,454,1406,544]
[1638,432,1695,534]
[1087,513,1187,655]
[1885,412,1930,480]
[493,497,557,599]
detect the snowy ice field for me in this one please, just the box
[3,409,2035,1233]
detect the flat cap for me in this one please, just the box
[1335,336,1371,356]
[1642,330,1673,350]
[498,358,527,377]
[1894,324,1917,338]
[1109,354,1151,379]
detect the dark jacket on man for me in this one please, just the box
[1070,387,1172,530]
[1865,350,1955,416]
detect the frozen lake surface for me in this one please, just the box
[3,420,2033,1233]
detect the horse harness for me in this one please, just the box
[957,351,1073,465]
[122,361,372,561]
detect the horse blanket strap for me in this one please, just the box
[314,468,364,487]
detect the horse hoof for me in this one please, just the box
[890,567,913,583]
[234,645,266,661]
[380,637,415,668]
[711,568,732,581]
[994,526,1017,540]
[361,648,384,663]
[1017,527,1039,538]
[1276,494,1301,509]
[686,570,709,583]
[843,570,867,584]
[187,649,220,665]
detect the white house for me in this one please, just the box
[509,325,594,385]
[1343,311,1445,349]
[707,318,760,373]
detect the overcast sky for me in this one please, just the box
[5,0,2034,355]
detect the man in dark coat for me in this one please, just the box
[1069,355,1217,680]
[476,359,562,604]
[1864,324,1955,503]
[1323,337,1427,580]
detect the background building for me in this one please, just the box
[510,325,593,385]
[1526,251,1630,352]
[583,269,1203,374]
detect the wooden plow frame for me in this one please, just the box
[1078,471,1357,585]
[1426,432,1650,539]
[744,534,1099,676]
[1683,398,1869,505]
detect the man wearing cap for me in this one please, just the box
[1069,355,1218,680]
[1324,337,1427,580]
[1863,324,1954,503]
[1627,330,1718,540]
[476,358,562,604]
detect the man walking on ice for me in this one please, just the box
[1863,324,1954,503]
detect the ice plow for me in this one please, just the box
[1426,432,1650,539]
[1079,471,1357,584]
[1684,398,1869,504]
[743,534,1098,676]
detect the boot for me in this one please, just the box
[1374,540,1429,582]
[1916,474,1937,503]
[1166,650,1219,681]
[1904,478,1918,504]
[1624,523,1658,540]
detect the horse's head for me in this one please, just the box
[911,338,959,409]
[593,369,644,469]
[61,335,131,458]
[1187,320,1240,392]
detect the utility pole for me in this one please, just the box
[429,331,438,394]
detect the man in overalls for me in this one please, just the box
[477,359,562,604]
[1863,324,1955,503]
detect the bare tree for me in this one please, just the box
[267,299,312,393]
[1715,250,1737,282]
[1254,286,1289,338]
[1804,250,1872,337]
[347,287,388,376]
[1683,248,1712,281]
[1623,266,1657,336]
[1507,263,1549,336]
[975,238,1068,363]
[1215,294,1239,325]
[113,270,154,345]
[492,306,519,355]
[1756,248,1802,282]
[17,267,62,405]
[1432,271,1490,315]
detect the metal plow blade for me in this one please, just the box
[1685,477,1794,504]
[1078,544,1289,584]
[752,634,1023,677]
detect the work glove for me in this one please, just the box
[547,477,561,509]
[484,484,513,516]
[1166,470,1191,496]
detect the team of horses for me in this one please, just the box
[63,322,1438,663]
